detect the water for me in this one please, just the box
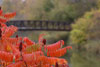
[13,31,68,43]
[70,51,100,67]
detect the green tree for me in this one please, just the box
[47,0,98,21]
[70,10,100,52]
[23,0,98,21]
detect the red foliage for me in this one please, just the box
[0,18,7,23]
[4,12,16,19]
[7,61,24,67]
[0,10,3,16]
[23,37,35,46]
[0,51,13,62]
[44,40,64,51]
[0,9,72,67]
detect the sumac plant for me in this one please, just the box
[0,9,72,67]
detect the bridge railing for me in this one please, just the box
[6,20,73,31]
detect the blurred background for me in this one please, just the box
[0,0,100,67]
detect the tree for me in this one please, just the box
[70,9,100,52]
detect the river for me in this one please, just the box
[69,51,100,67]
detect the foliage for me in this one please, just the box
[97,0,100,9]
[41,0,98,21]
[0,10,72,67]
[84,40,100,55]
[2,0,98,21]
[70,29,86,45]
[70,10,100,51]
[47,0,98,21]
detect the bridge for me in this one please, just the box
[6,20,73,31]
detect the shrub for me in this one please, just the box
[70,10,100,50]
[0,9,72,67]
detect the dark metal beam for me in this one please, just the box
[6,20,73,31]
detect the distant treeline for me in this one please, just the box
[2,0,99,21]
